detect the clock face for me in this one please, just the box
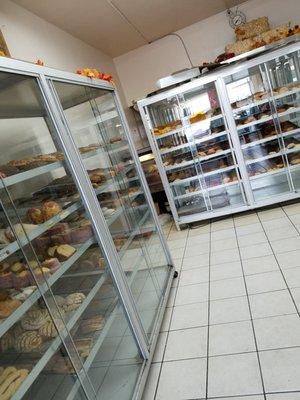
[228,10,246,28]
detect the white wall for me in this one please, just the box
[114,0,300,106]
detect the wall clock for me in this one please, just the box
[227,7,247,29]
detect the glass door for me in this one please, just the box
[0,71,144,400]
[225,63,294,202]
[264,48,300,191]
[50,80,171,343]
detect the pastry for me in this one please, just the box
[47,245,58,258]
[21,308,50,330]
[42,258,60,274]
[0,368,28,399]
[0,332,14,351]
[55,244,76,261]
[5,224,36,242]
[14,331,42,352]
[0,272,12,290]
[12,271,30,289]
[0,290,8,301]
[10,262,24,274]
[48,223,69,236]
[27,260,39,270]
[74,339,92,358]
[207,148,216,155]
[34,236,51,253]
[70,225,93,244]
[32,267,51,283]
[63,292,86,312]
[235,17,270,41]
[0,299,21,319]
[38,319,64,339]
[80,315,105,335]
[0,165,18,178]
[41,201,62,221]
[0,230,10,246]
[287,143,295,149]
[27,208,44,224]
[51,231,72,245]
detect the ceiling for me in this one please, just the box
[12,0,247,57]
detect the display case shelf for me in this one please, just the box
[154,125,183,140]
[246,146,300,165]
[165,159,195,172]
[249,162,300,180]
[198,148,232,162]
[237,105,300,130]
[170,165,237,187]
[241,127,300,149]
[233,86,300,114]
[174,180,240,200]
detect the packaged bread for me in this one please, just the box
[235,17,270,41]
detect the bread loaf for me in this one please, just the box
[235,17,270,41]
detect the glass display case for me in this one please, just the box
[138,40,300,229]
[0,59,173,400]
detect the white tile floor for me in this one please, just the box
[142,204,300,400]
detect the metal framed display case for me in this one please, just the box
[138,40,300,230]
[0,57,174,400]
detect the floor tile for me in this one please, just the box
[211,218,234,231]
[271,237,300,254]
[210,261,243,281]
[210,296,250,325]
[172,258,182,269]
[249,290,297,319]
[152,332,167,363]
[237,232,268,248]
[210,247,240,265]
[168,230,188,241]
[184,242,210,257]
[208,353,263,398]
[209,320,255,356]
[179,267,209,286]
[245,271,286,294]
[276,250,300,269]
[234,213,260,226]
[211,397,264,400]
[290,213,300,225]
[167,238,186,250]
[164,326,207,361]
[156,358,206,400]
[175,283,208,305]
[283,202,300,215]
[254,314,300,350]
[235,222,264,237]
[291,287,300,310]
[188,224,210,236]
[240,242,273,260]
[265,224,299,241]
[182,253,209,270]
[170,247,185,259]
[170,302,208,330]
[210,277,246,300]
[262,217,292,231]
[186,232,210,244]
[260,347,300,392]
[211,228,236,241]
[283,267,300,288]
[142,363,160,400]
[242,255,279,275]
[266,393,300,399]
[258,208,286,221]
[210,237,237,252]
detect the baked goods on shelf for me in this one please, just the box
[55,244,76,261]
[62,292,86,312]
[14,331,43,352]
[38,318,64,339]
[0,367,28,400]
[153,120,181,136]
[21,308,50,331]
[80,315,105,335]
[41,201,62,221]
[235,17,270,41]
[0,298,21,319]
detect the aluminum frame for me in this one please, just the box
[138,40,300,228]
[0,57,174,400]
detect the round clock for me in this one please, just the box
[227,8,247,29]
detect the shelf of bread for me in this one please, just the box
[9,272,108,400]
[241,127,300,149]
[154,125,184,140]
[249,162,300,181]
[170,165,237,187]
[246,146,300,165]
[0,237,96,340]
[198,148,232,162]
[237,104,300,130]
[232,83,300,114]
[174,179,240,200]
[165,159,195,172]
[159,141,190,155]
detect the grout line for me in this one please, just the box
[232,214,267,400]
[281,205,300,236]
[257,209,300,319]
[205,220,212,399]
